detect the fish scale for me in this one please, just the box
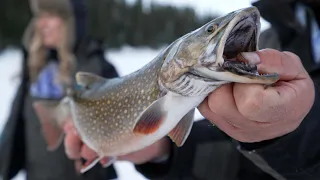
[32,6,280,174]
[72,58,163,155]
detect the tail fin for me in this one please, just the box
[33,100,67,151]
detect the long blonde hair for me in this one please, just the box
[26,13,76,87]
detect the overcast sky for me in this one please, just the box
[127,0,270,30]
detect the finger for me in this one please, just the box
[234,79,312,123]
[198,98,247,141]
[64,131,82,159]
[233,83,280,121]
[117,151,143,163]
[63,120,75,134]
[100,157,112,166]
[198,84,257,128]
[74,159,83,174]
[80,144,98,161]
[254,49,307,80]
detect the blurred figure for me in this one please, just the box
[0,0,119,180]
[63,0,320,180]
[254,0,320,82]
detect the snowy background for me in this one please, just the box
[0,0,270,179]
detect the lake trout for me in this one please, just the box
[33,6,279,173]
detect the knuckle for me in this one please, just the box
[282,51,301,61]
[282,51,303,67]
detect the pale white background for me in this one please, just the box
[0,0,270,179]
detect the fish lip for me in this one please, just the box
[215,7,261,64]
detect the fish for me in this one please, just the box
[33,6,280,174]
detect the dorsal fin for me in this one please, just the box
[75,72,107,89]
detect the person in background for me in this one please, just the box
[0,0,119,179]
[63,0,320,180]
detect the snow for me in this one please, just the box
[0,1,271,179]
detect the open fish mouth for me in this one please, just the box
[192,7,279,84]
[221,12,263,77]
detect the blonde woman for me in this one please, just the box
[0,0,118,179]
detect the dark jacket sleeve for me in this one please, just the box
[0,48,28,180]
[237,83,320,180]
[134,120,241,180]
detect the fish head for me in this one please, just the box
[160,7,279,89]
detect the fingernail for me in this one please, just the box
[240,52,261,64]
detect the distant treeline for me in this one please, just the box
[0,0,219,50]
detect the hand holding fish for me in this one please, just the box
[63,120,171,167]
[198,49,315,143]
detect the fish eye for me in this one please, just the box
[206,25,217,33]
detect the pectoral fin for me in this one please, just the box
[33,100,67,151]
[133,96,167,135]
[168,109,194,147]
[76,72,108,89]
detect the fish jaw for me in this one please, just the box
[191,7,279,85]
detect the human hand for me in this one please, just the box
[63,120,171,168]
[198,49,315,143]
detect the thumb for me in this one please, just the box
[241,49,307,81]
